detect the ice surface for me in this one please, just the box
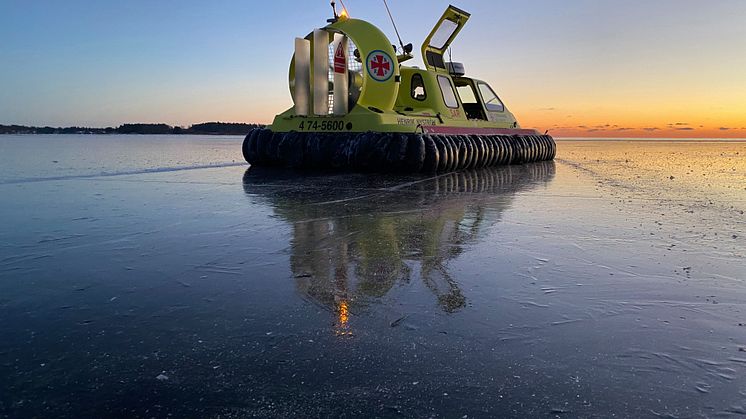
[0,135,744,417]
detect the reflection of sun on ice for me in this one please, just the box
[339,300,349,325]
[335,299,353,337]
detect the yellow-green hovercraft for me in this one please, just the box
[242,4,556,173]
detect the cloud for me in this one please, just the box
[643,127,660,131]
[667,122,691,129]
[538,107,556,111]
[665,122,695,131]
[583,124,633,131]
[582,124,636,132]
[719,127,731,131]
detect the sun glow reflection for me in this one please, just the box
[335,299,353,337]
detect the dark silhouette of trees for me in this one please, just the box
[188,122,263,135]
[0,122,265,135]
[116,124,173,134]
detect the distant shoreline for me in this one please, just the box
[0,122,265,136]
[2,124,743,141]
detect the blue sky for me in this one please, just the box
[1,0,745,136]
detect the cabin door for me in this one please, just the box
[421,6,471,73]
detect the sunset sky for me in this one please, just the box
[1,0,745,138]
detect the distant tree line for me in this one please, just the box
[0,122,265,135]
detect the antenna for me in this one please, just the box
[382,0,406,53]
[338,0,350,17]
[330,0,338,19]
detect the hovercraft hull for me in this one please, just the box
[242,128,556,173]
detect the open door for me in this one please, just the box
[421,5,471,73]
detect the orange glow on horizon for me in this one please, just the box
[515,107,746,138]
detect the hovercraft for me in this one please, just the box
[242,4,555,173]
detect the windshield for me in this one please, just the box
[478,83,505,112]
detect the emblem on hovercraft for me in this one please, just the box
[366,50,394,82]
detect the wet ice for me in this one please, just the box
[0,135,744,417]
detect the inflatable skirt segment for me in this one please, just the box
[242,128,556,173]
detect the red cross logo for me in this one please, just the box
[366,50,394,81]
[370,55,390,77]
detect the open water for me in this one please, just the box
[0,135,744,417]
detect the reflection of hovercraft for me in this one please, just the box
[242,162,556,314]
[242,5,556,173]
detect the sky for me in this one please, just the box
[1,0,745,138]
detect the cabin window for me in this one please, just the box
[478,83,505,112]
[411,74,426,101]
[456,83,487,120]
[437,75,459,109]
[430,19,459,49]
[456,85,477,104]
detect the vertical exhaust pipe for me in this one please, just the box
[313,29,329,116]
[293,38,311,116]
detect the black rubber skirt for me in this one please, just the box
[242,128,556,173]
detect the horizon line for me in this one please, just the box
[2,122,745,140]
